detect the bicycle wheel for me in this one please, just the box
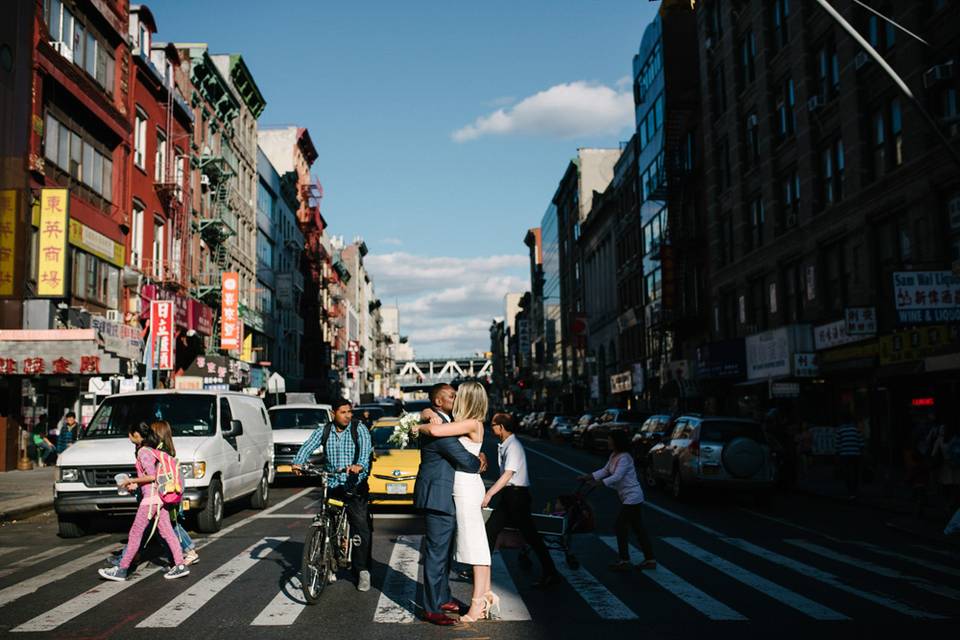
[301,522,331,604]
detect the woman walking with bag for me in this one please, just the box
[578,429,657,571]
[98,422,190,581]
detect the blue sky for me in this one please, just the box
[157,0,659,356]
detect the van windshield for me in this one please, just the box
[84,395,217,439]
[270,408,329,430]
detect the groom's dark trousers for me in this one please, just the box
[414,433,482,615]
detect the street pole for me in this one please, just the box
[812,0,960,170]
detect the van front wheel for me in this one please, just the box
[57,516,87,538]
[250,469,270,510]
[197,479,224,533]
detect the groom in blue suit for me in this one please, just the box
[414,383,486,626]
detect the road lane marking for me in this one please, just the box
[0,547,25,559]
[0,542,120,609]
[523,446,722,536]
[723,538,943,619]
[852,542,960,578]
[374,534,422,623]
[0,537,108,579]
[599,536,746,621]
[251,575,307,626]
[662,537,847,620]
[785,539,960,601]
[549,549,638,620]
[137,537,289,628]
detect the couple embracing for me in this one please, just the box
[414,382,499,626]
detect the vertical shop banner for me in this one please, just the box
[0,190,16,296]
[151,300,175,370]
[37,188,69,297]
[220,272,240,350]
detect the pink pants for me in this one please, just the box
[120,497,183,569]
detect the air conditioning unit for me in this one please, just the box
[106,309,123,323]
[747,114,759,128]
[786,213,798,228]
[854,51,869,70]
[200,174,211,189]
[807,95,824,112]
[923,60,955,89]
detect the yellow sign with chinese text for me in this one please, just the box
[0,190,16,296]
[241,331,253,363]
[37,189,69,297]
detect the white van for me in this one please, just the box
[268,403,332,476]
[54,390,274,537]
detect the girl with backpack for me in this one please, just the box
[151,420,199,566]
[99,422,190,581]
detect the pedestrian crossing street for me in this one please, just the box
[0,526,957,632]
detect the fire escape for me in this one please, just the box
[190,150,236,306]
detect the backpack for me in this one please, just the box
[136,447,183,506]
[321,421,364,466]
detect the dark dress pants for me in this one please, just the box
[485,486,558,576]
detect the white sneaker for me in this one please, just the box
[357,570,371,592]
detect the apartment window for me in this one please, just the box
[745,112,759,168]
[134,110,146,169]
[718,212,734,266]
[775,77,796,138]
[890,98,903,167]
[817,40,840,101]
[257,230,274,268]
[175,152,186,201]
[748,196,765,251]
[872,98,904,178]
[152,220,165,278]
[782,170,800,230]
[772,0,790,52]
[942,88,958,137]
[44,0,114,94]
[718,137,732,189]
[897,219,912,262]
[71,249,118,308]
[738,30,756,87]
[784,264,803,322]
[155,130,167,182]
[43,113,113,200]
[638,94,664,149]
[642,210,663,255]
[712,64,727,117]
[868,7,896,52]
[645,267,662,303]
[707,0,723,38]
[822,137,845,206]
[823,243,845,310]
[131,202,145,270]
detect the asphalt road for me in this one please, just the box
[0,435,958,639]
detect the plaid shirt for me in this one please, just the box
[293,422,372,489]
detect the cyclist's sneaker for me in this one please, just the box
[164,564,190,579]
[357,570,371,592]
[98,566,128,581]
[328,572,338,584]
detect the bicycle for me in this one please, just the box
[297,463,361,604]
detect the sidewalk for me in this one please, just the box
[0,466,55,522]
[791,461,959,546]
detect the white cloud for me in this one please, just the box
[365,252,529,357]
[452,81,634,142]
[380,237,403,246]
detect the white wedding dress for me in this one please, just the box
[452,436,491,565]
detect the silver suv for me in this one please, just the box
[647,416,776,501]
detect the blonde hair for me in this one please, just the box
[452,381,488,423]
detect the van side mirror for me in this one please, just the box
[222,420,243,438]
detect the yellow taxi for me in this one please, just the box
[367,417,420,506]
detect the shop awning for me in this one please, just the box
[0,329,123,375]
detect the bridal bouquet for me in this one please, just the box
[387,412,422,449]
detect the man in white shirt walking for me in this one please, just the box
[482,413,561,588]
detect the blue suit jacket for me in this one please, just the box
[414,432,481,515]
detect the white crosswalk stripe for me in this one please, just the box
[250,575,308,626]
[662,537,848,620]
[599,536,746,621]
[491,551,532,620]
[723,538,943,619]
[0,547,26,559]
[785,539,960,601]
[851,542,960,578]
[137,537,289,628]
[0,542,120,609]
[549,549,638,620]
[0,536,108,579]
[373,535,422,623]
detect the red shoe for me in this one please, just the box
[423,612,458,626]
[440,600,462,613]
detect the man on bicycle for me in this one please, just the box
[293,398,373,592]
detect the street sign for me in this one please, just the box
[267,372,286,394]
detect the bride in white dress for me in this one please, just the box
[417,381,499,622]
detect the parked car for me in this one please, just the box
[269,403,334,478]
[581,410,648,452]
[55,390,274,537]
[548,415,575,440]
[632,415,676,484]
[368,417,419,506]
[570,413,594,447]
[521,411,542,433]
[646,416,776,501]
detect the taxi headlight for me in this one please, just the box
[59,467,80,482]
[179,461,206,479]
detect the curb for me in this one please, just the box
[0,500,54,524]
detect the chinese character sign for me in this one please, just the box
[151,300,175,370]
[0,190,16,296]
[37,189,69,297]
[220,272,240,350]
[893,271,960,324]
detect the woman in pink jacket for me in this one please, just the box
[578,429,657,571]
